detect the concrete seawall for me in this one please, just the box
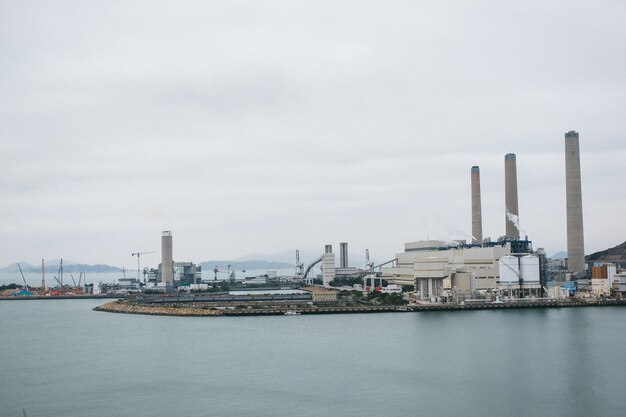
[93,299,626,317]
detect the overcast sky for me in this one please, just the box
[1,0,625,269]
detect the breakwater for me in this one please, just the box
[93,299,625,317]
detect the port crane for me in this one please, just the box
[213,265,239,281]
[295,250,304,280]
[132,251,155,283]
[17,263,29,292]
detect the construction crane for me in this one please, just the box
[132,251,155,283]
[17,263,29,291]
[213,265,238,281]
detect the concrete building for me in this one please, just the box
[161,230,174,286]
[471,166,483,244]
[505,153,520,239]
[591,263,616,296]
[612,272,626,297]
[381,240,515,300]
[118,278,142,292]
[321,245,336,288]
[174,262,202,285]
[565,131,586,274]
[303,286,338,303]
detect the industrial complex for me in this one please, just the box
[94,130,626,313]
[5,130,626,310]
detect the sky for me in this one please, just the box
[1,0,625,270]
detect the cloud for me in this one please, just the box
[1,1,625,267]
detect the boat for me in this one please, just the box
[284,310,301,316]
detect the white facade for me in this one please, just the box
[612,273,626,294]
[591,278,610,296]
[321,253,336,288]
[382,242,512,297]
[499,255,540,286]
[499,256,520,284]
[381,284,402,294]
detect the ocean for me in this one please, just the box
[1,300,624,417]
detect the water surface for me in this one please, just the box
[1,300,624,417]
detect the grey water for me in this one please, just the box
[1,300,625,417]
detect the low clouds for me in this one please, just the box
[1,1,625,267]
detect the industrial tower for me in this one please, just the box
[504,153,520,239]
[161,231,174,286]
[471,166,483,244]
[565,131,585,274]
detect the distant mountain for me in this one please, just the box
[587,241,626,263]
[234,248,374,267]
[0,262,124,273]
[550,251,567,260]
[198,260,293,272]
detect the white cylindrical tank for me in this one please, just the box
[520,255,540,285]
[499,255,520,284]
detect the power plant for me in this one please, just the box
[565,130,585,275]
[471,166,483,244]
[504,153,520,239]
[83,130,598,302]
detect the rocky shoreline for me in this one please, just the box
[93,300,406,316]
[93,299,626,317]
[94,301,224,316]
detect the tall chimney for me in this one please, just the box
[339,242,348,268]
[471,166,483,244]
[565,131,585,274]
[504,153,519,239]
[161,230,173,286]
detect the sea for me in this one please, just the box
[1,299,625,417]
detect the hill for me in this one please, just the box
[0,262,124,273]
[586,241,626,263]
[198,260,293,272]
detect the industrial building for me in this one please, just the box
[321,245,336,287]
[380,239,540,301]
[302,286,338,303]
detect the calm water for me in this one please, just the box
[1,300,625,417]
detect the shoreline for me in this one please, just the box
[93,299,626,317]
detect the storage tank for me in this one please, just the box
[499,255,520,284]
[520,255,540,285]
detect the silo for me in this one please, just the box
[504,153,520,239]
[520,255,540,286]
[499,255,520,285]
[161,230,173,286]
[565,131,585,274]
[471,166,483,244]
